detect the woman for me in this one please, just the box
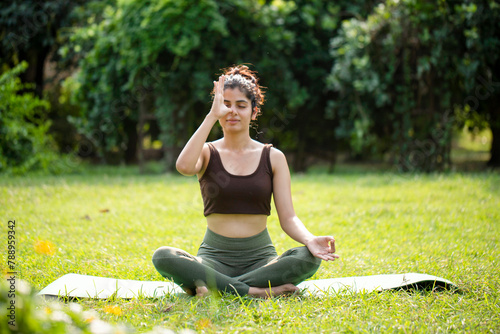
[152,65,338,298]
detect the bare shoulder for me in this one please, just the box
[269,146,285,158]
[201,142,211,154]
[209,138,224,150]
[269,146,289,173]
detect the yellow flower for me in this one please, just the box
[84,315,95,323]
[83,310,98,323]
[103,305,122,316]
[34,240,56,256]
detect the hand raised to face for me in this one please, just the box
[209,75,232,120]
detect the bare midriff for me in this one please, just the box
[206,213,268,238]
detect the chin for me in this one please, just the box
[223,125,247,133]
[224,122,244,129]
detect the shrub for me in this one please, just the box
[0,62,77,175]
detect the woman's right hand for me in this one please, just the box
[209,75,232,120]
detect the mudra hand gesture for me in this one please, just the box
[306,236,340,262]
[209,75,232,120]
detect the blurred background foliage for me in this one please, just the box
[1,0,499,174]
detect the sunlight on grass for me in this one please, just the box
[1,168,499,332]
[452,127,492,165]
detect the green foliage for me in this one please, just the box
[66,0,230,166]
[253,0,346,164]
[0,0,87,98]
[63,0,499,171]
[0,62,70,175]
[3,0,499,171]
[329,0,500,172]
[66,0,378,171]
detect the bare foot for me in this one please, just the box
[248,284,300,299]
[195,285,210,298]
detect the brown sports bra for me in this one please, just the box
[199,143,273,216]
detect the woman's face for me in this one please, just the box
[220,87,256,132]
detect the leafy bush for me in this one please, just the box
[0,62,77,175]
[328,0,500,172]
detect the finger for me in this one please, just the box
[321,235,335,243]
[326,240,335,253]
[322,253,339,261]
[219,75,225,95]
[313,253,328,261]
[317,254,337,261]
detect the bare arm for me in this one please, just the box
[271,148,339,261]
[176,75,231,176]
[175,114,217,176]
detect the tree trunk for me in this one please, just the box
[123,117,138,164]
[137,98,147,173]
[293,134,307,173]
[487,102,500,167]
[19,47,48,98]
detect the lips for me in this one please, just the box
[227,119,239,124]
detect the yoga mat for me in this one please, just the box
[297,273,455,295]
[38,273,455,299]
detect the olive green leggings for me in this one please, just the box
[152,228,321,296]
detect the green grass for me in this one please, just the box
[1,166,499,333]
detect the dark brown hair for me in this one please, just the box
[217,64,266,118]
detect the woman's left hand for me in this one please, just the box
[306,236,339,261]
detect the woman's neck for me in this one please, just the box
[221,131,253,151]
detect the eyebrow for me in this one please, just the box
[224,99,248,104]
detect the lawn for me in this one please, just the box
[1,166,499,333]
